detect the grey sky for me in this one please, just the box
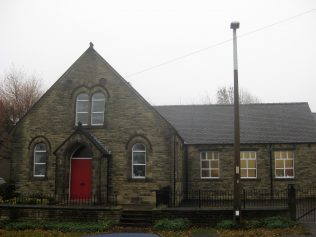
[0,0,316,111]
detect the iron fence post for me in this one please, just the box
[243,189,246,209]
[199,190,201,208]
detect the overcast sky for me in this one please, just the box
[1,0,316,111]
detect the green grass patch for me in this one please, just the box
[216,216,295,230]
[153,218,191,231]
[261,216,294,228]
[216,219,237,229]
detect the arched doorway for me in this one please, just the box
[70,146,92,199]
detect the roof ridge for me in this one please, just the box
[154,102,309,108]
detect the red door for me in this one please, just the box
[70,158,92,199]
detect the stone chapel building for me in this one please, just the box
[4,43,316,207]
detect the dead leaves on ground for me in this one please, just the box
[0,225,308,237]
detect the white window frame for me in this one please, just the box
[132,143,146,179]
[240,151,257,179]
[33,143,47,177]
[75,93,89,126]
[275,151,295,178]
[200,151,220,179]
[91,93,105,126]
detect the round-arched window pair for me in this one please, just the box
[76,92,105,126]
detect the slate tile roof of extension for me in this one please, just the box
[154,102,316,145]
[313,113,316,123]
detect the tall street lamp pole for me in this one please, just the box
[231,21,241,224]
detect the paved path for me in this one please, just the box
[190,223,316,237]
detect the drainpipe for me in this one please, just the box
[107,155,110,204]
[173,135,176,207]
[99,155,102,203]
[269,144,274,197]
[184,144,188,198]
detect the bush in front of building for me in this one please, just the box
[216,219,237,229]
[216,216,295,230]
[153,218,191,231]
[262,216,294,228]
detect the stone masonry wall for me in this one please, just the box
[0,205,122,222]
[175,135,185,193]
[187,143,316,191]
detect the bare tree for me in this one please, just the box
[216,86,261,104]
[0,66,43,132]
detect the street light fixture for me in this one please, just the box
[231,21,241,224]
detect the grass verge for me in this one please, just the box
[0,224,308,237]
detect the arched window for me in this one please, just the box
[132,143,146,178]
[91,92,105,125]
[33,143,47,177]
[76,93,89,125]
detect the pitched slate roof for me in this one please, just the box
[313,113,316,123]
[154,103,316,144]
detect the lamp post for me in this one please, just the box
[231,21,241,224]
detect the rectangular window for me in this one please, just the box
[240,151,257,178]
[200,151,219,178]
[274,151,294,178]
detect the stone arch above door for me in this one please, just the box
[53,127,111,196]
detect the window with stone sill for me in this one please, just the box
[240,151,257,179]
[33,143,47,177]
[75,92,105,126]
[132,143,146,179]
[274,151,294,178]
[200,151,219,178]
